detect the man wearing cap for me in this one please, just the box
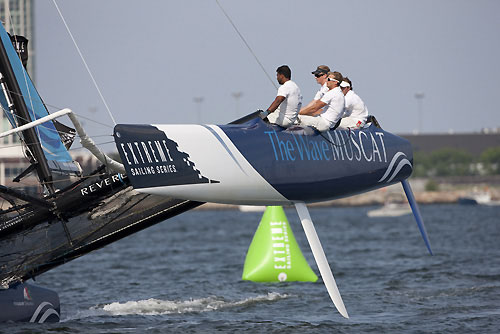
[303,65,330,110]
[338,77,368,129]
[259,65,302,128]
[298,71,345,132]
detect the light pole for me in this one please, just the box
[414,92,425,134]
[193,97,204,124]
[231,92,243,119]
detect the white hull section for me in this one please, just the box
[138,124,289,205]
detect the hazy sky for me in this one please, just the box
[33,0,500,136]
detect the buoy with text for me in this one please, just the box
[242,206,318,282]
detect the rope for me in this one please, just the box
[0,132,114,152]
[319,128,352,148]
[1,101,111,155]
[215,0,277,90]
[51,0,117,125]
[70,112,114,129]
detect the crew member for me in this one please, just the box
[339,77,368,129]
[302,65,330,110]
[298,71,345,131]
[259,65,302,128]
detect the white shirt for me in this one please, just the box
[277,80,302,123]
[344,90,368,121]
[319,86,345,126]
[313,83,329,100]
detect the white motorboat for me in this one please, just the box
[458,190,500,206]
[367,202,412,217]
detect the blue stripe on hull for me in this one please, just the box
[219,119,413,202]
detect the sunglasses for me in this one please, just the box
[327,77,339,82]
[314,73,326,78]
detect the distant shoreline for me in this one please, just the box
[195,176,500,209]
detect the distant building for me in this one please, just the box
[0,0,34,151]
[0,0,34,77]
[0,1,37,197]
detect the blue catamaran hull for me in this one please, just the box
[113,118,413,205]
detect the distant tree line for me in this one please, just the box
[412,147,500,177]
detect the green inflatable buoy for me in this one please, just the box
[242,206,318,282]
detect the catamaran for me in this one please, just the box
[112,110,432,319]
[0,12,433,321]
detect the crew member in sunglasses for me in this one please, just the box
[302,65,331,110]
[298,71,345,132]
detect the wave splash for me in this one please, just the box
[96,292,288,316]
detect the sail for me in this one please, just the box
[0,23,79,175]
[9,34,28,68]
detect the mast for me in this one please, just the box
[0,36,55,194]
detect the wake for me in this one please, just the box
[63,292,289,320]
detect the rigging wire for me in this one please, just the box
[1,101,112,149]
[37,99,114,129]
[65,111,114,129]
[0,136,115,152]
[0,102,114,141]
[51,0,117,125]
[215,0,277,90]
[0,133,114,155]
[0,99,116,178]
[2,90,114,137]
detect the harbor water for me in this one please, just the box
[3,204,500,333]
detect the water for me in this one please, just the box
[3,204,500,333]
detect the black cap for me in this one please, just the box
[311,65,330,76]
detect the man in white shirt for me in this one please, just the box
[260,65,302,128]
[298,71,345,132]
[302,65,330,109]
[338,77,368,129]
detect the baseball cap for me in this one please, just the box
[311,65,330,76]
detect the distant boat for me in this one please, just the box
[367,202,412,217]
[458,190,500,206]
[238,205,266,212]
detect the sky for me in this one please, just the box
[33,0,500,138]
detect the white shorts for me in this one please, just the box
[338,117,365,129]
[267,112,295,128]
[297,115,332,132]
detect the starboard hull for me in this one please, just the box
[114,118,413,205]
